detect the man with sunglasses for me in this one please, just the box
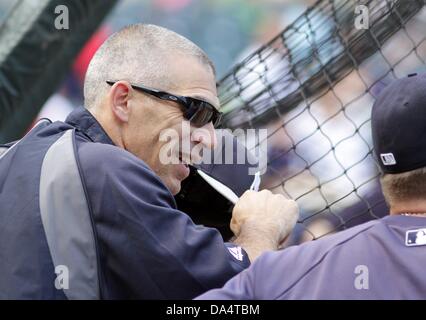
[0,24,298,299]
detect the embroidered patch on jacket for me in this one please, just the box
[228,246,244,261]
[405,228,426,247]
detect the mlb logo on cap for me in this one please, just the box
[380,153,396,166]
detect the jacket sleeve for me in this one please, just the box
[195,266,256,300]
[196,249,295,300]
[77,142,250,299]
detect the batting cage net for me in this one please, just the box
[218,0,426,242]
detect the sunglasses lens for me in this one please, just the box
[213,112,222,128]
[184,101,213,126]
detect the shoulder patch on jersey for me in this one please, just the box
[405,228,426,247]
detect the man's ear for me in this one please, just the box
[109,81,132,123]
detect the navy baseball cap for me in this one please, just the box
[372,72,426,174]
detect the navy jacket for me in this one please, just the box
[0,107,249,299]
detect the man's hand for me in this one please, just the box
[231,190,299,261]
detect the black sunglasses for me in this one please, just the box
[106,80,222,128]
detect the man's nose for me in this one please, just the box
[191,122,217,150]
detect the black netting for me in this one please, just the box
[218,0,426,242]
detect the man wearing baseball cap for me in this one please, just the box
[197,73,426,299]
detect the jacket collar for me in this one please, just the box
[65,107,115,146]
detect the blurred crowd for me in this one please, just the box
[259,6,426,243]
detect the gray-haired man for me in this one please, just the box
[0,24,298,299]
